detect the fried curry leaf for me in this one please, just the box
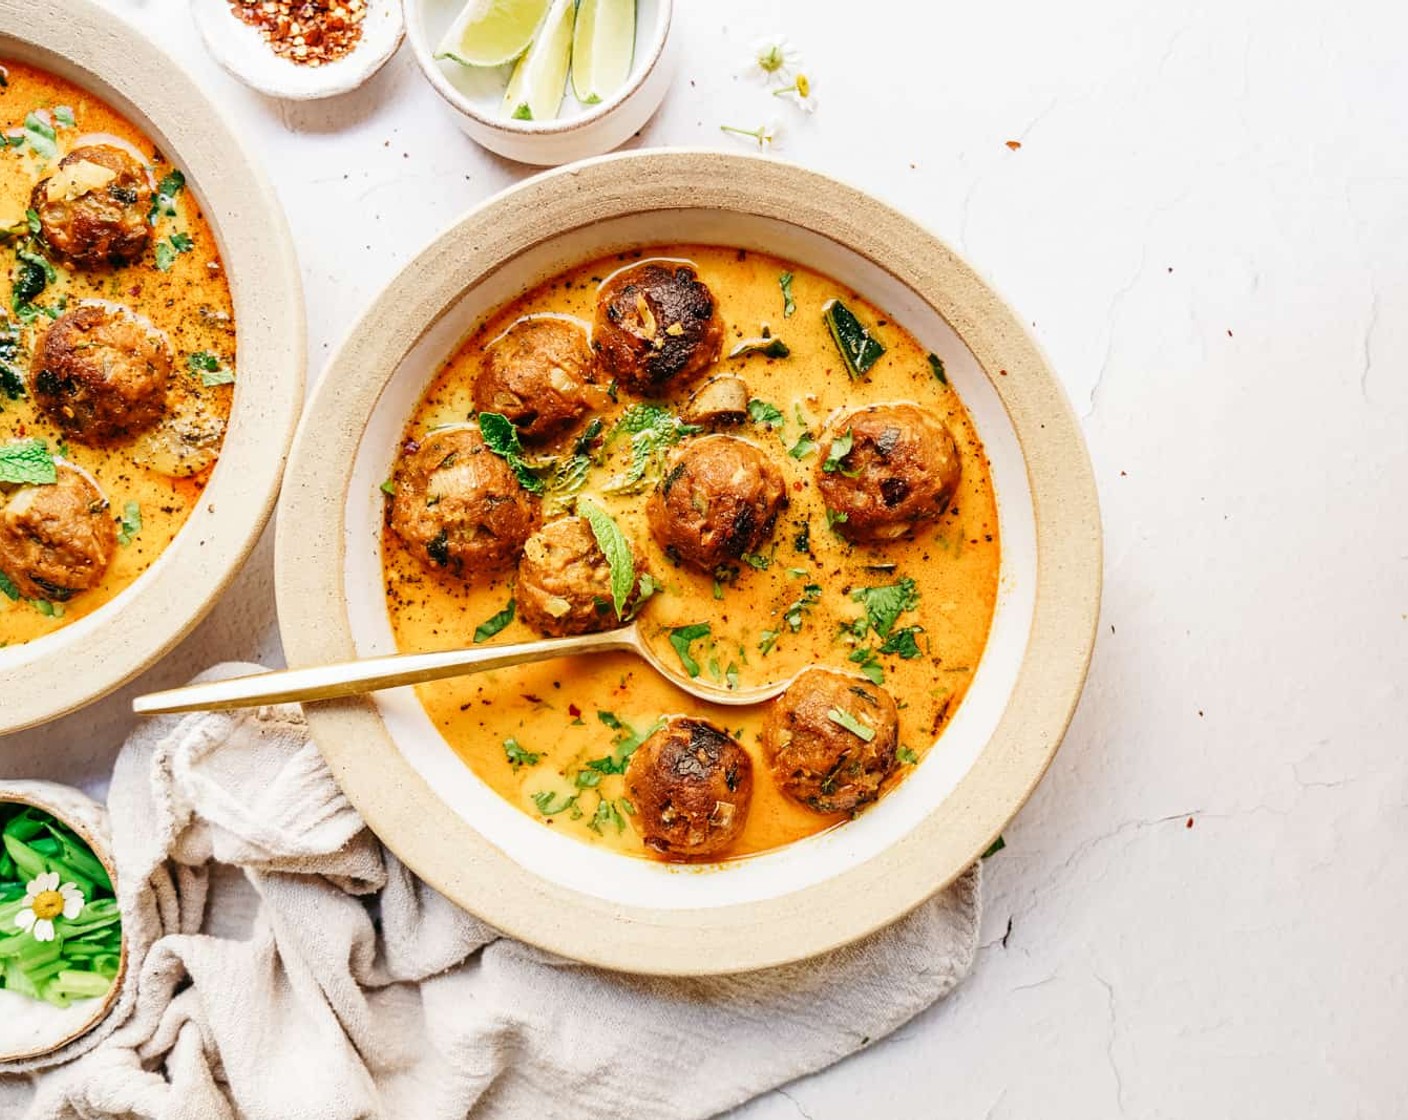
[823,298,885,378]
[0,439,56,485]
[478,410,547,495]
[473,597,515,643]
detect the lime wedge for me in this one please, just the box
[502,0,575,121]
[436,0,552,68]
[571,0,636,105]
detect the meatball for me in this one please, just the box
[647,435,786,574]
[761,668,900,814]
[816,404,962,542]
[31,304,171,445]
[517,515,646,636]
[592,261,723,394]
[389,427,541,577]
[474,316,598,442]
[626,717,754,859]
[31,145,153,267]
[0,464,116,601]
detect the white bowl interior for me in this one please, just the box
[343,212,1037,911]
[409,0,667,128]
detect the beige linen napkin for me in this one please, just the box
[1,665,980,1119]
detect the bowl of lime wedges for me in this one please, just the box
[404,0,674,165]
[0,782,125,1068]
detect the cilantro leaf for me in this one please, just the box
[897,746,920,765]
[788,431,818,460]
[746,398,785,428]
[478,411,546,495]
[927,352,948,385]
[851,577,920,638]
[149,169,185,224]
[579,497,635,619]
[0,439,56,485]
[187,350,235,387]
[116,500,141,547]
[0,571,18,600]
[473,597,515,643]
[982,835,1006,859]
[878,625,924,659]
[849,646,885,685]
[821,429,858,476]
[154,233,193,272]
[827,707,877,742]
[668,622,711,677]
[531,790,577,816]
[503,737,540,769]
[778,271,796,318]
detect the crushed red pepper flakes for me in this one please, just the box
[1005,140,1022,150]
[227,0,366,66]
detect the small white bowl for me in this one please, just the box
[404,0,675,166]
[193,0,404,101]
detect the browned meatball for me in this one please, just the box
[646,435,786,574]
[389,427,541,577]
[626,717,753,859]
[474,316,599,442]
[32,304,171,445]
[816,404,962,542]
[517,515,647,636]
[0,464,116,601]
[592,261,723,395]
[761,668,900,814]
[31,145,153,267]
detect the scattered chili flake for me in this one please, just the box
[1005,140,1022,150]
[226,0,366,66]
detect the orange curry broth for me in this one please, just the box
[383,246,1000,860]
[0,60,234,646]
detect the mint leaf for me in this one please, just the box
[478,411,546,495]
[22,111,55,159]
[579,498,634,619]
[668,622,711,677]
[0,439,56,485]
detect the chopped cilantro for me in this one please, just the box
[21,111,56,159]
[897,746,920,765]
[531,790,577,816]
[878,625,924,659]
[788,431,818,459]
[783,584,822,633]
[758,629,781,655]
[927,353,948,385]
[503,737,541,769]
[725,662,740,690]
[851,577,920,638]
[379,479,396,496]
[742,552,771,571]
[187,350,235,387]
[473,597,515,643]
[668,622,711,677]
[827,707,876,742]
[778,271,796,318]
[849,647,885,685]
[149,169,185,224]
[597,710,622,730]
[821,429,859,477]
[154,233,193,272]
[746,398,785,428]
[116,500,141,546]
[603,403,700,493]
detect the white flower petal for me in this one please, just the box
[37,871,59,893]
[15,908,35,931]
[60,885,85,920]
[33,918,55,942]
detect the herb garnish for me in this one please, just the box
[478,411,547,495]
[878,625,924,659]
[778,271,796,317]
[578,498,635,619]
[730,337,790,360]
[897,746,919,765]
[668,622,711,677]
[11,240,56,322]
[927,353,948,385]
[758,629,781,655]
[0,439,56,485]
[787,431,818,460]
[827,707,876,742]
[116,501,141,547]
[21,111,56,159]
[982,836,1006,858]
[746,398,785,428]
[821,429,858,476]
[149,169,185,224]
[823,299,885,377]
[603,404,700,493]
[187,350,235,387]
[0,571,18,600]
[783,584,822,632]
[502,737,540,769]
[851,577,920,638]
[849,646,884,685]
[531,790,578,817]
[473,597,515,643]
[154,232,193,272]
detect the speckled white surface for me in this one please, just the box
[4,0,1407,1115]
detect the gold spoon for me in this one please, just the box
[131,620,793,715]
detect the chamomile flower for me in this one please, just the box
[743,36,801,86]
[15,871,85,943]
[773,72,817,114]
[719,118,784,151]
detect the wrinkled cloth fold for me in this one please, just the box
[3,664,980,1119]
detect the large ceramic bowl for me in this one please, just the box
[0,0,306,735]
[277,150,1100,975]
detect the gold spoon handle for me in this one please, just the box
[132,629,636,715]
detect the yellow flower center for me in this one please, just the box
[759,46,784,73]
[796,74,811,97]
[31,890,63,920]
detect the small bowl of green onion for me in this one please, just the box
[0,782,124,1066]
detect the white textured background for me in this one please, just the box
[6,0,1408,1115]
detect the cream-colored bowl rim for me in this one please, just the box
[277,150,1101,975]
[0,0,306,734]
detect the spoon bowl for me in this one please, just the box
[131,620,793,716]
